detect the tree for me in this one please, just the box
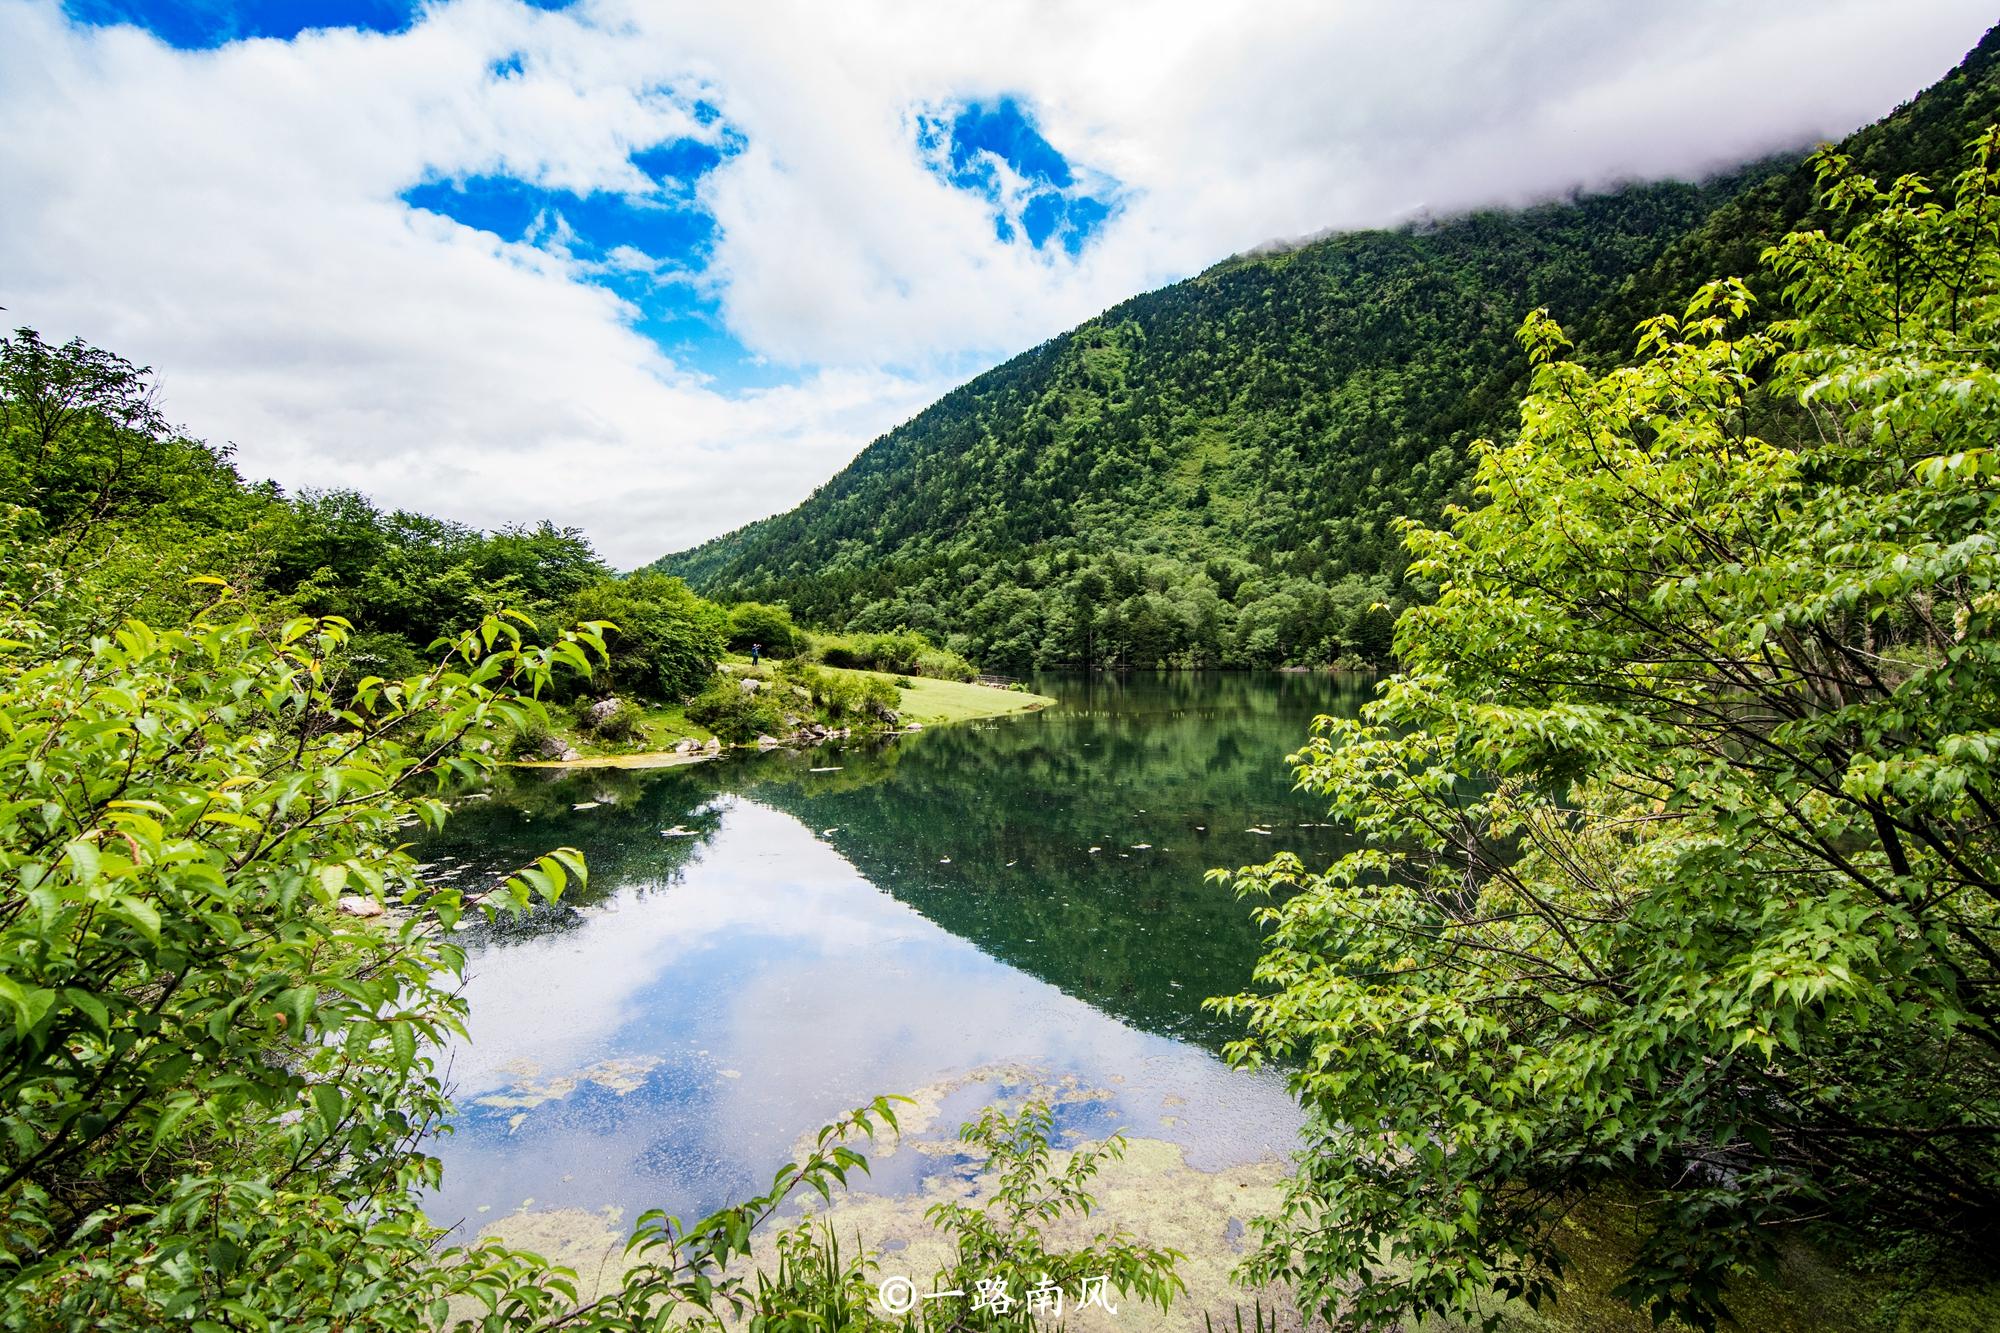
[563,572,727,702]
[1215,135,2000,1330]
[725,600,799,657]
[0,545,608,1323]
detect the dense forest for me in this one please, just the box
[653,25,2000,674]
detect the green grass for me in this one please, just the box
[517,663,1052,768]
[862,670,1055,726]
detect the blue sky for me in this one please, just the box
[65,0,423,47]
[7,0,1993,563]
[67,0,1128,392]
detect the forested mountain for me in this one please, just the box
[653,24,2000,673]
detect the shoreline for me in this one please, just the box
[511,674,1055,771]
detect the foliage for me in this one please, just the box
[0,329,744,716]
[916,1100,1185,1328]
[727,601,800,658]
[684,675,789,743]
[1212,136,2000,1330]
[561,572,728,703]
[0,331,252,558]
[733,1100,1183,1333]
[265,490,611,660]
[810,630,974,682]
[653,175,1778,669]
[776,660,900,722]
[578,697,646,743]
[0,531,1142,1327]
[0,542,615,1324]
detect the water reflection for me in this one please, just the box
[420,672,1369,1231]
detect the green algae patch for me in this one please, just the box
[473,1055,664,1113]
[783,1063,1112,1164]
[780,1133,1287,1333]
[477,1063,1285,1328]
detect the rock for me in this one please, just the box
[535,734,580,762]
[869,703,900,725]
[672,738,700,754]
[702,738,721,752]
[905,722,924,731]
[336,895,384,918]
[582,697,624,731]
[738,677,764,695]
[572,801,601,811]
[755,734,781,748]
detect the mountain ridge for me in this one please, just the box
[651,24,2000,674]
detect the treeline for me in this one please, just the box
[0,328,972,739]
[824,547,1401,672]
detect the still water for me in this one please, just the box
[417,672,1371,1234]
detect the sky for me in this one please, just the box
[2,1,1994,566]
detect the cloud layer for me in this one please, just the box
[2,0,1992,564]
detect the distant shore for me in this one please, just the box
[512,669,1055,771]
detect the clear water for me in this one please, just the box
[417,671,1372,1232]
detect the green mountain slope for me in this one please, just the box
[653,26,2000,674]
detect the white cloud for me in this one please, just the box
[0,0,1992,564]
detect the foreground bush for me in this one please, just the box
[0,560,611,1323]
[1216,136,2000,1329]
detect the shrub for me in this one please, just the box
[685,675,787,742]
[808,629,973,680]
[726,601,799,657]
[0,585,610,1325]
[507,713,554,757]
[563,571,727,702]
[581,698,645,743]
[775,661,903,725]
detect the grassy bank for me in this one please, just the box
[514,661,1054,768]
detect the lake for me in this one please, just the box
[416,670,1371,1271]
